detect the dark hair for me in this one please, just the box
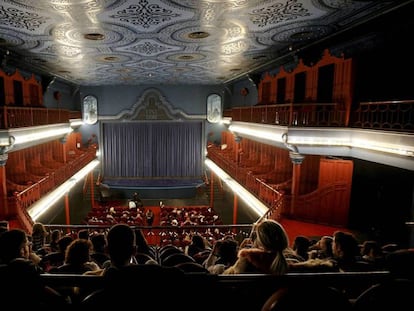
[0,229,28,263]
[107,224,136,267]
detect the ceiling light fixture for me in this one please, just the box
[188,31,210,39]
[84,33,105,41]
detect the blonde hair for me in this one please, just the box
[255,219,289,275]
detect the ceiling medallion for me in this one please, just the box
[103,56,119,62]
[178,55,194,60]
[168,53,205,62]
[187,31,210,39]
[84,33,105,41]
[290,31,315,40]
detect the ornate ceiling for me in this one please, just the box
[0,0,412,86]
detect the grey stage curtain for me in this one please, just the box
[102,121,203,179]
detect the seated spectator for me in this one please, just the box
[40,235,73,272]
[0,229,67,308]
[360,240,385,269]
[308,235,333,259]
[128,200,137,210]
[48,229,62,253]
[289,231,371,273]
[185,234,211,260]
[223,219,289,275]
[31,222,49,256]
[82,224,185,309]
[50,238,99,274]
[204,238,238,274]
[292,235,311,261]
[0,220,9,235]
[145,209,154,226]
[90,233,110,268]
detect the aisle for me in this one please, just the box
[141,206,160,245]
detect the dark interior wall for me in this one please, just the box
[348,158,414,247]
[79,84,223,116]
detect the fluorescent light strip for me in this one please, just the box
[14,127,73,145]
[352,140,414,157]
[205,158,268,217]
[229,124,285,143]
[230,123,414,157]
[28,159,100,221]
[70,120,84,127]
[220,117,231,125]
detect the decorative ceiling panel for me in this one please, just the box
[0,0,411,86]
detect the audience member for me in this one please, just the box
[223,219,289,275]
[145,208,154,226]
[78,229,90,240]
[132,191,144,208]
[82,223,184,309]
[90,233,110,268]
[50,238,99,274]
[40,235,73,272]
[0,229,67,308]
[308,235,333,259]
[292,235,311,261]
[0,220,9,235]
[48,229,62,253]
[31,222,48,256]
[204,238,238,274]
[360,240,385,269]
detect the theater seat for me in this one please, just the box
[261,285,352,311]
[162,253,195,267]
[353,278,414,310]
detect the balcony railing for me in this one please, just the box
[0,106,81,129]
[225,100,414,132]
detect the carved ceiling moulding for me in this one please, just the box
[108,88,205,122]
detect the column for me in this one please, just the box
[289,151,305,216]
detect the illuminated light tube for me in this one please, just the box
[205,158,268,217]
[70,120,84,127]
[229,123,285,143]
[220,117,232,125]
[13,127,73,145]
[28,159,100,221]
[351,139,414,157]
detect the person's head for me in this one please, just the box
[0,220,9,235]
[50,229,61,242]
[216,239,238,265]
[91,233,107,253]
[107,223,136,267]
[0,228,31,263]
[253,219,289,275]
[360,240,382,258]
[64,238,93,266]
[293,235,311,259]
[191,234,205,249]
[78,229,90,240]
[254,219,289,252]
[31,222,47,237]
[316,235,334,258]
[57,235,74,253]
[332,231,359,260]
